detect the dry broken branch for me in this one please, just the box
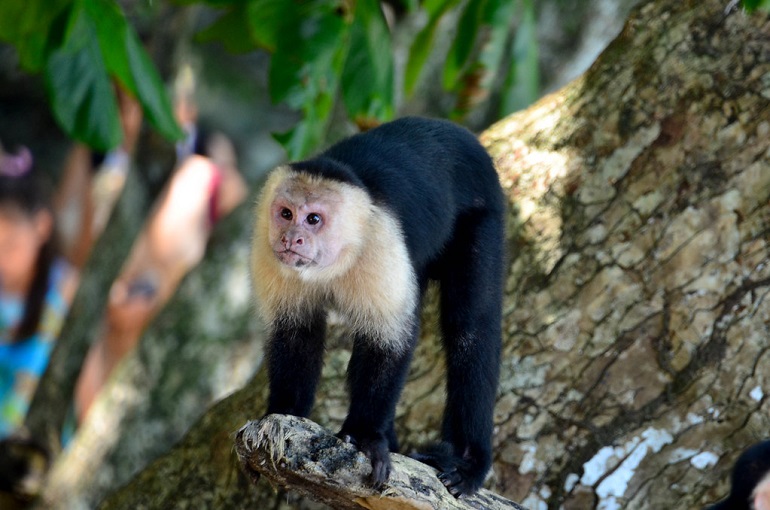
[235,415,526,510]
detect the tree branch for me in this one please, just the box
[235,415,526,510]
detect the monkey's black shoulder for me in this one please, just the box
[292,117,502,208]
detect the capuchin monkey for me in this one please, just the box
[709,440,770,510]
[251,117,504,497]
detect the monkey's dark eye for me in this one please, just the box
[280,208,293,220]
[306,213,321,225]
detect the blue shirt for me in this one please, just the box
[0,258,72,438]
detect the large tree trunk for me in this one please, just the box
[480,1,770,507]
[58,0,770,508]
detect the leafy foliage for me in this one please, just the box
[0,0,181,151]
[405,0,539,121]
[198,0,541,157]
[403,0,460,97]
[198,0,394,158]
[1,0,543,158]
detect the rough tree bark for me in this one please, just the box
[93,0,770,508]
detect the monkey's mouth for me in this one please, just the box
[275,249,314,268]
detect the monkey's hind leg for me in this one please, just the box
[413,210,504,497]
[338,333,417,489]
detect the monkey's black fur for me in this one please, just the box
[264,117,505,497]
[708,440,770,510]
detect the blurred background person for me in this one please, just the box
[74,69,247,421]
[0,144,78,439]
[0,144,78,509]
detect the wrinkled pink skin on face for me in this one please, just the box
[269,191,342,271]
[273,223,314,267]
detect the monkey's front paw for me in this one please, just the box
[337,431,391,489]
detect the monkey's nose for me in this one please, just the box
[281,234,304,248]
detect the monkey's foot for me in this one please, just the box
[336,430,392,489]
[410,441,487,498]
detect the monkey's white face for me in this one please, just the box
[266,175,371,278]
[269,194,333,268]
[252,165,418,350]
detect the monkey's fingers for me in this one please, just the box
[438,469,469,498]
[360,439,391,489]
[411,443,485,498]
[338,432,391,489]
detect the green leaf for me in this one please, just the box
[194,0,349,156]
[442,0,484,91]
[500,0,539,115]
[447,0,517,121]
[195,5,256,53]
[403,0,459,97]
[477,0,517,91]
[2,0,179,148]
[404,18,439,97]
[123,26,184,142]
[196,0,286,53]
[45,2,122,151]
[267,1,349,158]
[273,90,333,159]
[245,0,289,51]
[43,0,181,150]
[423,0,454,17]
[0,2,28,43]
[340,0,394,123]
[268,3,346,102]
[744,0,770,11]
[83,0,182,142]
[173,0,247,5]
[0,0,71,72]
